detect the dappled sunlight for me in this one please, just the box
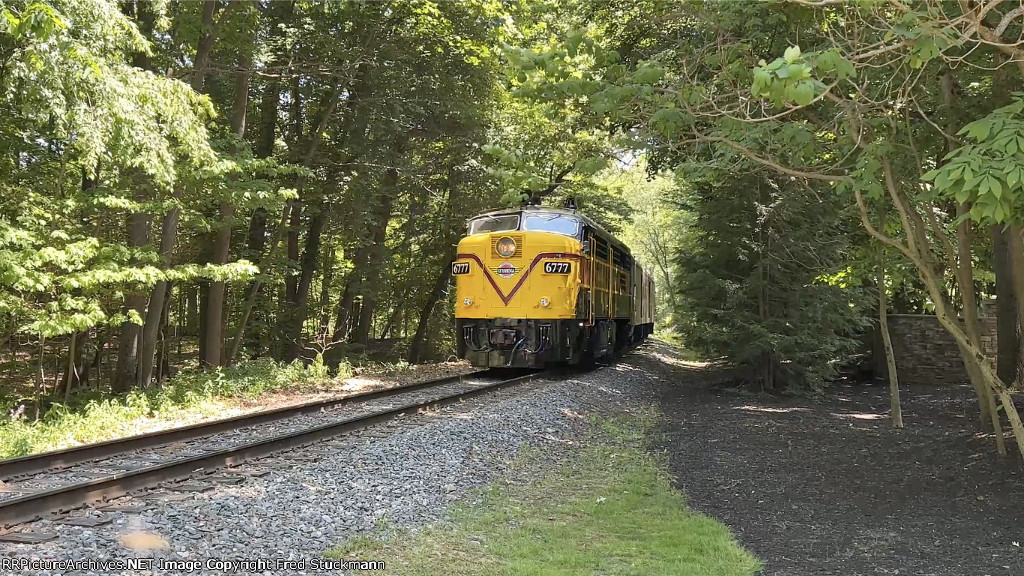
[612,363,644,373]
[649,351,711,370]
[735,405,811,414]
[117,531,169,551]
[832,412,887,421]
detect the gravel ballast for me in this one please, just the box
[0,355,655,575]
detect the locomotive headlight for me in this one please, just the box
[495,236,517,257]
[540,297,550,307]
[463,297,473,306]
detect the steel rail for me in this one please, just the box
[0,371,540,527]
[0,369,494,480]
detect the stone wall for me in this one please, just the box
[882,314,998,386]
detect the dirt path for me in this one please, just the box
[641,342,1024,576]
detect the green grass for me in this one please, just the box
[0,356,352,459]
[327,410,760,576]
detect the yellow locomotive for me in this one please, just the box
[453,204,655,368]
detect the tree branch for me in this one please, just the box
[529,165,574,200]
[693,135,849,182]
[996,5,1024,36]
[855,189,915,260]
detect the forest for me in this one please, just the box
[4,0,1024,461]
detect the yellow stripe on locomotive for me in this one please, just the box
[454,205,655,368]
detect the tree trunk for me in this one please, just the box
[353,193,393,346]
[284,209,328,361]
[354,290,376,347]
[938,67,997,428]
[201,201,234,367]
[184,285,198,336]
[140,0,218,377]
[408,263,452,364]
[34,336,45,417]
[200,48,249,368]
[228,203,293,365]
[63,332,77,404]
[318,246,335,340]
[241,47,286,356]
[872,161,1013,456]
[80,329,105,389]
[380,295,407,340]
[283,201,302,307]
[275,78,362,357]
[138,208,179,386]
[954,204,997,430]
[991,225,1018,386]
[114,211,150,392]
[157,285,174,382]
[877,264,902,428]
[332,246,371,342]
[1007,228,1024,375]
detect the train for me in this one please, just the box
[453,203,655,368]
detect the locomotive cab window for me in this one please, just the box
[468,214,519,235]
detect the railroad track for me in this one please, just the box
[0,369,541,530]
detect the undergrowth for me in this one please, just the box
[0,356,352,459]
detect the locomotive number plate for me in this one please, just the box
[452,262,470,275]
[543,262,571,274]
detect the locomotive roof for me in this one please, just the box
[470,205,631,255]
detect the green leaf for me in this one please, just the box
[649,108,688,137]
[633,65,665,84]
[574,156,608,175]
[994,202,1006,222]
[790,80,815,105]
[988,175,1003,199]
[962,120,992,141]
[1008,167,1021,188]
[834,57,856,79]
[816,51,836,71]
[955,186,971,204]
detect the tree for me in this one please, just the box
[0,0,218,395]
[511,0,1024,458]
[676,172,868,391]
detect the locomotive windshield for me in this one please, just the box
[467,211,582,238]
[468,214,519,234]
[522,213,580,237]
